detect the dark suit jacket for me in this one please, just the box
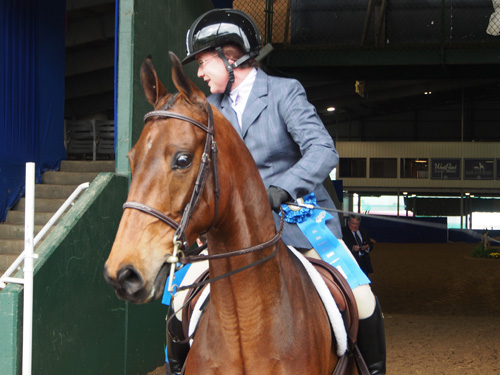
[341,226,374,275]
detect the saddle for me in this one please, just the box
[180,257,359,349]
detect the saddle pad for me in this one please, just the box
[183,247,349,356]
[288,246,347,356]
[307,257,359,343]
[188,284,210,345]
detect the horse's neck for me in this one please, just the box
[206,182,287,319]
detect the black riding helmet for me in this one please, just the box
[183,8,262,93]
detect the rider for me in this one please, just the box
[166,8,386,375]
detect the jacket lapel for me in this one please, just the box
[219,95,241,136]
[241,69,268,138]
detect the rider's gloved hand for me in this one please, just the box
[266,186,291,213]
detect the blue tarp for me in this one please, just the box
[0,0,66,221]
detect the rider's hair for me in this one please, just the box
[349,214,362,222]
[220,43,260,69]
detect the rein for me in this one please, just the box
[174,212,284,293]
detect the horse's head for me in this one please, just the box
[104,52,219,303]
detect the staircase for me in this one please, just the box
[0,160,115,276]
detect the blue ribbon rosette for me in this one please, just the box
[280,192,317,223]
[280,192,371,290]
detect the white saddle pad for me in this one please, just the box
[188,246,347,356]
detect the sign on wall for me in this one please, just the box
[431,158,461,179]
[464,159,494,180]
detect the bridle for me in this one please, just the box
[123,99,219,292]
[122,99,282,294]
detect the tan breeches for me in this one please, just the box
[302,239,376,319]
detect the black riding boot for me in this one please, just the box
[166,307,190,375]
[357,297,386,375]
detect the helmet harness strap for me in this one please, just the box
[215,47,234,95]
[215,46,253,95]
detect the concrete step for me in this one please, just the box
[3,211,57,226]
[1,160,115,281]
[0,239,24,256]
[59,160,115,172]
[0,254,20,276]
[41,171,100,185]
[0,224,45,240]
[36,184,79,199]
[12,198,67,213]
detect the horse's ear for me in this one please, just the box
[169,51,206,104]
[140,55,168,106]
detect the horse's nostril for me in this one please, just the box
[103,266,112,284]
[117,266,144,295]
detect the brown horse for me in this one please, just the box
[104,52,352,374]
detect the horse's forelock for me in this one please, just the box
[154,92,179,111]
[156,92,206,115]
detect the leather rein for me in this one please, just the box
[122,102,282,294]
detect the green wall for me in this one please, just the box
[116,0,213,176]
[0,283,22,373]
[0,174,167,375]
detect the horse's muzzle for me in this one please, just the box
[103,264,145,302]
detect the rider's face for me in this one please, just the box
[196,51,230,94]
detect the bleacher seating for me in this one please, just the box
[96,120,115,160]
[64,119,115,160]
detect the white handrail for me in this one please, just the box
[0,163,90,375]
[22,162,35,375]
[0,181,90,288]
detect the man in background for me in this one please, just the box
[342,214,375,278]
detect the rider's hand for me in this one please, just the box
[267,186,291,213]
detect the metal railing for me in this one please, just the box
[236,0,500,51]
[0,181,90,288]
[0,162,89,375]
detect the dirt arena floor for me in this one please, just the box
[148,242,500,374]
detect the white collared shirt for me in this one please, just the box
[229,68,257,129]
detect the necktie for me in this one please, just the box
[354,231,364,255]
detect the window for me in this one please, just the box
[369,158,397,178]
[401,158,429,178]
[339,158,366,178]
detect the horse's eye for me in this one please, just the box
[173,153,193,169]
